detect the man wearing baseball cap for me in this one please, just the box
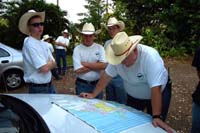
[18,10,56,93]
[80,32,173,132]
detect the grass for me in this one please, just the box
[67,55,73,67]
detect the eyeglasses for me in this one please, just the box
[30,22,44,27]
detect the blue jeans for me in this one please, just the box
[126,77,172,121]
[28,84,56,94]
[56,49,67,74]
[191,103,200,133]
[75,79,103,99]
[106,75,127,104]
[51,68,60,79]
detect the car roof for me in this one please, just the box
[0,43,22,55]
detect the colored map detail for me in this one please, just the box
[53,95,152,133]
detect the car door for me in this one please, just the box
[0,47,12,74]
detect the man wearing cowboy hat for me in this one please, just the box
[18,10,56,93]
[103,17,127,104]
[54,29,70,76]
[80,32,173,132]
[73,23,107,99]
[42,34,62,80]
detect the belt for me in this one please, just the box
[28,82,52,87]
[76,78,98,85]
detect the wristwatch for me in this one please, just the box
[152,115,162,119]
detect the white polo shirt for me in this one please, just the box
[73,43,106,81]
[55,36,69,50]
[104,39,112,49]
[22,36,54,84]
[105,44,168,99]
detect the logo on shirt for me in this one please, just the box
[95,52,100,58]
[137,73,144,80]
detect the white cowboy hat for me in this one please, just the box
[18,9,45,35]
[42,34,52,41]
[106,32,143,65]
[77,23,101,35]
[62,29,68,34]
[107,17,125,31]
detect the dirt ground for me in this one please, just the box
[1,56,197,133]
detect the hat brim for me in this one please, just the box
[105,35,143,65]
[18,11,45,35]
[77,28,101,35]
[62,31,69,34]
[42,37,52,41]
[107,21,125,31]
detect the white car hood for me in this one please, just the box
[7,94,168,133]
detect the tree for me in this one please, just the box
[114,0,200,56]
[0,0,69,49]
[77,0,108,44]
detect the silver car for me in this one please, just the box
[0,94,172,133]
[0,43,24,89]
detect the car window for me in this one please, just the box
[0,48,10,57]
[0,106,20,133]
[0,95,50,133]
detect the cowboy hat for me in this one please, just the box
[77,23,101,35]
[18,9,45,35]
[106,32,143,65]
[107,17,125,31]
[62,29,68,34]
[42,34,52,41]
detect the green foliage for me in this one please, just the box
[78,0,108,44]
[67,55,73,67]
[1,0,199,57]
[114,0,200,56]
[0,0,68,49]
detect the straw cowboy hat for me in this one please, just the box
[106,32,143,65]
[18,9,45,35]
[107,17,125,31]
[42,34,52,41]
[62,29,69,34]
[77,23,101,35]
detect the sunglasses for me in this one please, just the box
[30,22,44,27]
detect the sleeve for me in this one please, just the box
[192,47,200,71]
[48,47,55,61]
[145,53,166,89]
[104,40,111,49]
[105,64,118,78]
[49,43,54,53]
[55,36,61,43]
[26,46,46,69]
[98,45,106,63]
[72,46,83,71]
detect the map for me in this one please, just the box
[52,95,152,133]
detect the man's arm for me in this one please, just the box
[75,67,91,75]
[39,59,56,73]
[54,41,67,47]
[75,62,107,75]
[81,62,107,70]
[80,71,112,98]
[151,86,173,133]
[151,86,162,116]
